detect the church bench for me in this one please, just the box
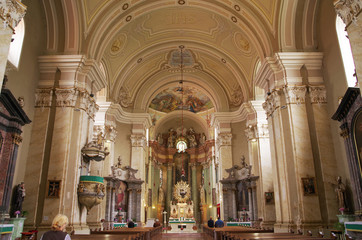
[71,234,140,240]
[203,225,274,240]
[91,226,162,240]
[224,232,333,240]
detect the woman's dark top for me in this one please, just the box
[41,231,70,240]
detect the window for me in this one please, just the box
[336,17,357,87]
[8,19,25,69]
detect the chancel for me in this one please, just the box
[1,0,362,239]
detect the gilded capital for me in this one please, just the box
[54,88,77,107]
[0,0,26,31]
[284,85,307,104]
[309,85,327,104]
[12,133,22,145]
[35,88,53,108]
[130,134,145,147]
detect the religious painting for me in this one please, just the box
[353,109,362,179]
[265,192,274,204]
[174,153,189,182]
[116,181,127,211]
[149,86,214,113]
[301,177,317,196]
[47,180,61,198]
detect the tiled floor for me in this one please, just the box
[160,233,207,239]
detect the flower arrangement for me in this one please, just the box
[14,210,21,218]
[339,207,345,214]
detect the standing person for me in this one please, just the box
[215,217,224,228]
[40,214,71,240]
[207,217,214,228]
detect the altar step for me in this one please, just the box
[161,233,207,239]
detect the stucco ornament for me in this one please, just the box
[0,0,26,31]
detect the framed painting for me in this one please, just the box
[265,192,274,204]
[47,180,61,198]
[301,177,317,196]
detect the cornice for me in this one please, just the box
[211,102,254,127]
[106,103,152,128]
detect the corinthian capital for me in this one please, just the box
[263,89,282,118]
[334,0,362,25]
[245,125,257,142]
[309,85,327,104]
[54,88,77,107]
[217,133,232,147]
[0,0,26,31]
[284,85,307,104]
[35,88,53,108]
[130,134,146,147]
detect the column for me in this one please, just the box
[247,101,275,228]
[262,52,339,232]
[190,163,198,222]
[130,127,146,222]
[127,189,134,220]
[166,163,173,218]
[0,0,26,88]
[22,56,102,233]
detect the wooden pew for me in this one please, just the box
[225,232,334,240]
[89,226,162,240]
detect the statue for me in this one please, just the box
[200,133,206,145]
[12,182,25,217]
[335,176,347,211]
[157,134,163,145]
[96,131,104,146]
[199,185,206,205]
[168,130,175,148]
[158,186,164,205]
[116,156,122,168]
[188,134,197,148]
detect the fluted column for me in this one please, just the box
[0,0,26,88]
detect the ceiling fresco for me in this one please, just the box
[149,86,213,113]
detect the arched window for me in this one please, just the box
[336,16,357,87]
[8,19,25,69]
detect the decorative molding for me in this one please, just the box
[0,0,26,31]
[35,88,53,108]
[230,85,243,107]
[211,102,254,127]
[105,124,117,142]
[340,122,350,139]
[130,134,146,148]
[334,0,362,25]
[309,85,327,104]
[12,133,22,145]
[118,87,133,108]
[257,123,269,138]
[54,88,77,107]
[245,125,257,142]
[262,89,282,118]
[106,103,152,128]
[217,133,232,147]
[284,85,307,104]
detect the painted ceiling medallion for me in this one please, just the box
[149,86,213,113]
[230,85,243,106]
[234,32,251,53]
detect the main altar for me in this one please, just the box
[168,180,197,233]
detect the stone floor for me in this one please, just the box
[160,233,207,239]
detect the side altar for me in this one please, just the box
[168,181,197,233]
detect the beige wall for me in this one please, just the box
[231,121,248,166]
[114,122,132,166]
[317,0,350,181]
[6,0,46,189]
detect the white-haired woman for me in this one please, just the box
[40,214,71,240]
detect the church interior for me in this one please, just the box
[0,0,362,239]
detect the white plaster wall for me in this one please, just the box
[317,1,350,182]
[231,121,249,166]
[114,122,132,166]
[6,0,46,188]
